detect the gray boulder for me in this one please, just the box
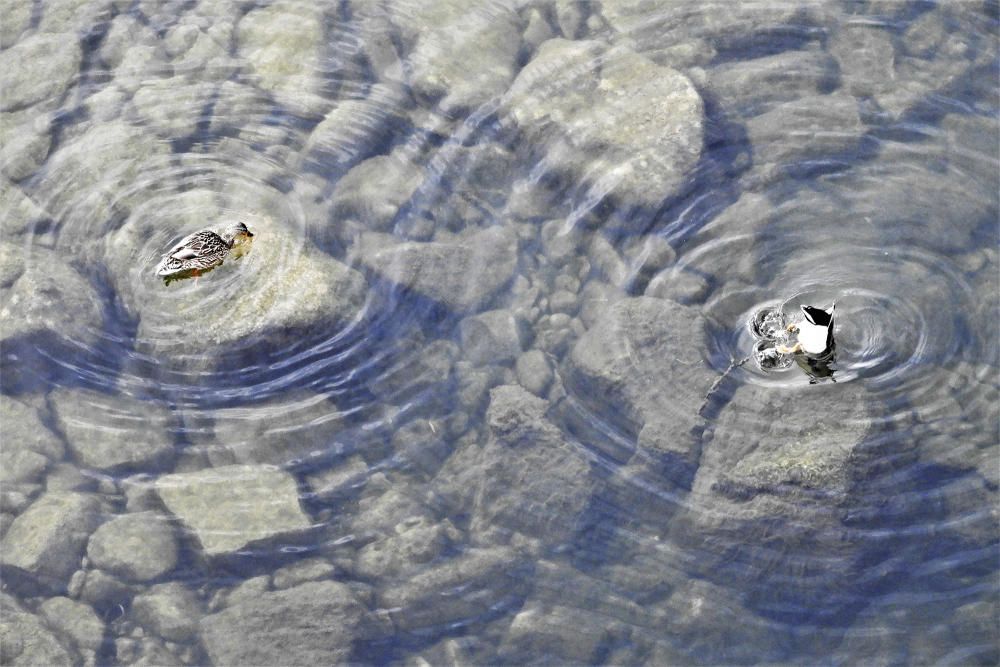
[407,3,522,115]
[380,547,528,631]
[0,396,62,484]
[0,243,104,354]
[355,226,517,312]
[86,511,178,582]
[329,151,424,232]
[38,596,105,652]
[131,582,202,642]
[154,464,311,558]
[0,593,75,666]
[0,492,101,593]
[50,388,175,473]
[0,178,50,235]
[459,309,524,365]
[470,385,595,544]
[567,296,718,473]
[236,1,330,117]
[0,34,81,112]
[668,381,872,620]
[200,581,380,666]
[355,516,460,580]
[504,40,704,210]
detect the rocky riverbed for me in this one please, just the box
[1,0,998,665]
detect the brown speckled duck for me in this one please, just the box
[155,222,254,282]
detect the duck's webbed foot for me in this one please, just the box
[777,343,802,355]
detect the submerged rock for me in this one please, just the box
[200,581,380,666]
[669,381,872,621]
[86,511,179,583]
[470,385,595,544]
[0,492,101,594]
[0,34,81,112]
[154,464,311,557]
[504,40,704,210]
[567,296,717,473]
[237,1,330,117]
[131,582,202,643]
[0,396,63,485]
[356,226,518,312]
[380,546,529,631]
[38,596,105,653]
[50,388,176,473]
[0,593,75,666]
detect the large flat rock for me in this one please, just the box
[355,226,517,312]
[153,464,311,557]
[503,40,704,210]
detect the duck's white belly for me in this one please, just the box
[798,323,830,355]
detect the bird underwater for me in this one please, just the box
[155,222,254,285]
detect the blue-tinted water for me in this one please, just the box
[1,0,997,665]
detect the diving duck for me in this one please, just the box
[155,222,254,281]
[778,303,835,357]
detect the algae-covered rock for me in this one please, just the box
[669,381,872,621]
[504,40,704,210]
[154,464,311,557]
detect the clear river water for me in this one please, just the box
[0,0,997,665]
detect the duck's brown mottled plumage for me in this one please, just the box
[155,222,254,279]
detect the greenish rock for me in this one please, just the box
[0,112,52,182]
[743,93,864,187]
[0,492,101,593]
[500,603,612,664]
[237,1,329,117]
[73,568,134,607]
[130,77,216,138]
[0,449,49,486]
[86,511,179,582]
[0,395,63,465]
[50,388,175,473]
[504,40,704,210]
[131,582,202,642]
[0,34,81,112]
[568,296,717,468]
[38,596,105,651]
[0,593,75,666]
[355,517,459,580]
[154,464,311,557]
[669,381,872,620]
[37,0,114,34]
[27,121,168,241]
[706,49,838,117]
[356,226,517,312]
[200,581,381,666]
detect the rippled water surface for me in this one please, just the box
[1,0,997,664]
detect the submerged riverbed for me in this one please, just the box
[1,0,998,664]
